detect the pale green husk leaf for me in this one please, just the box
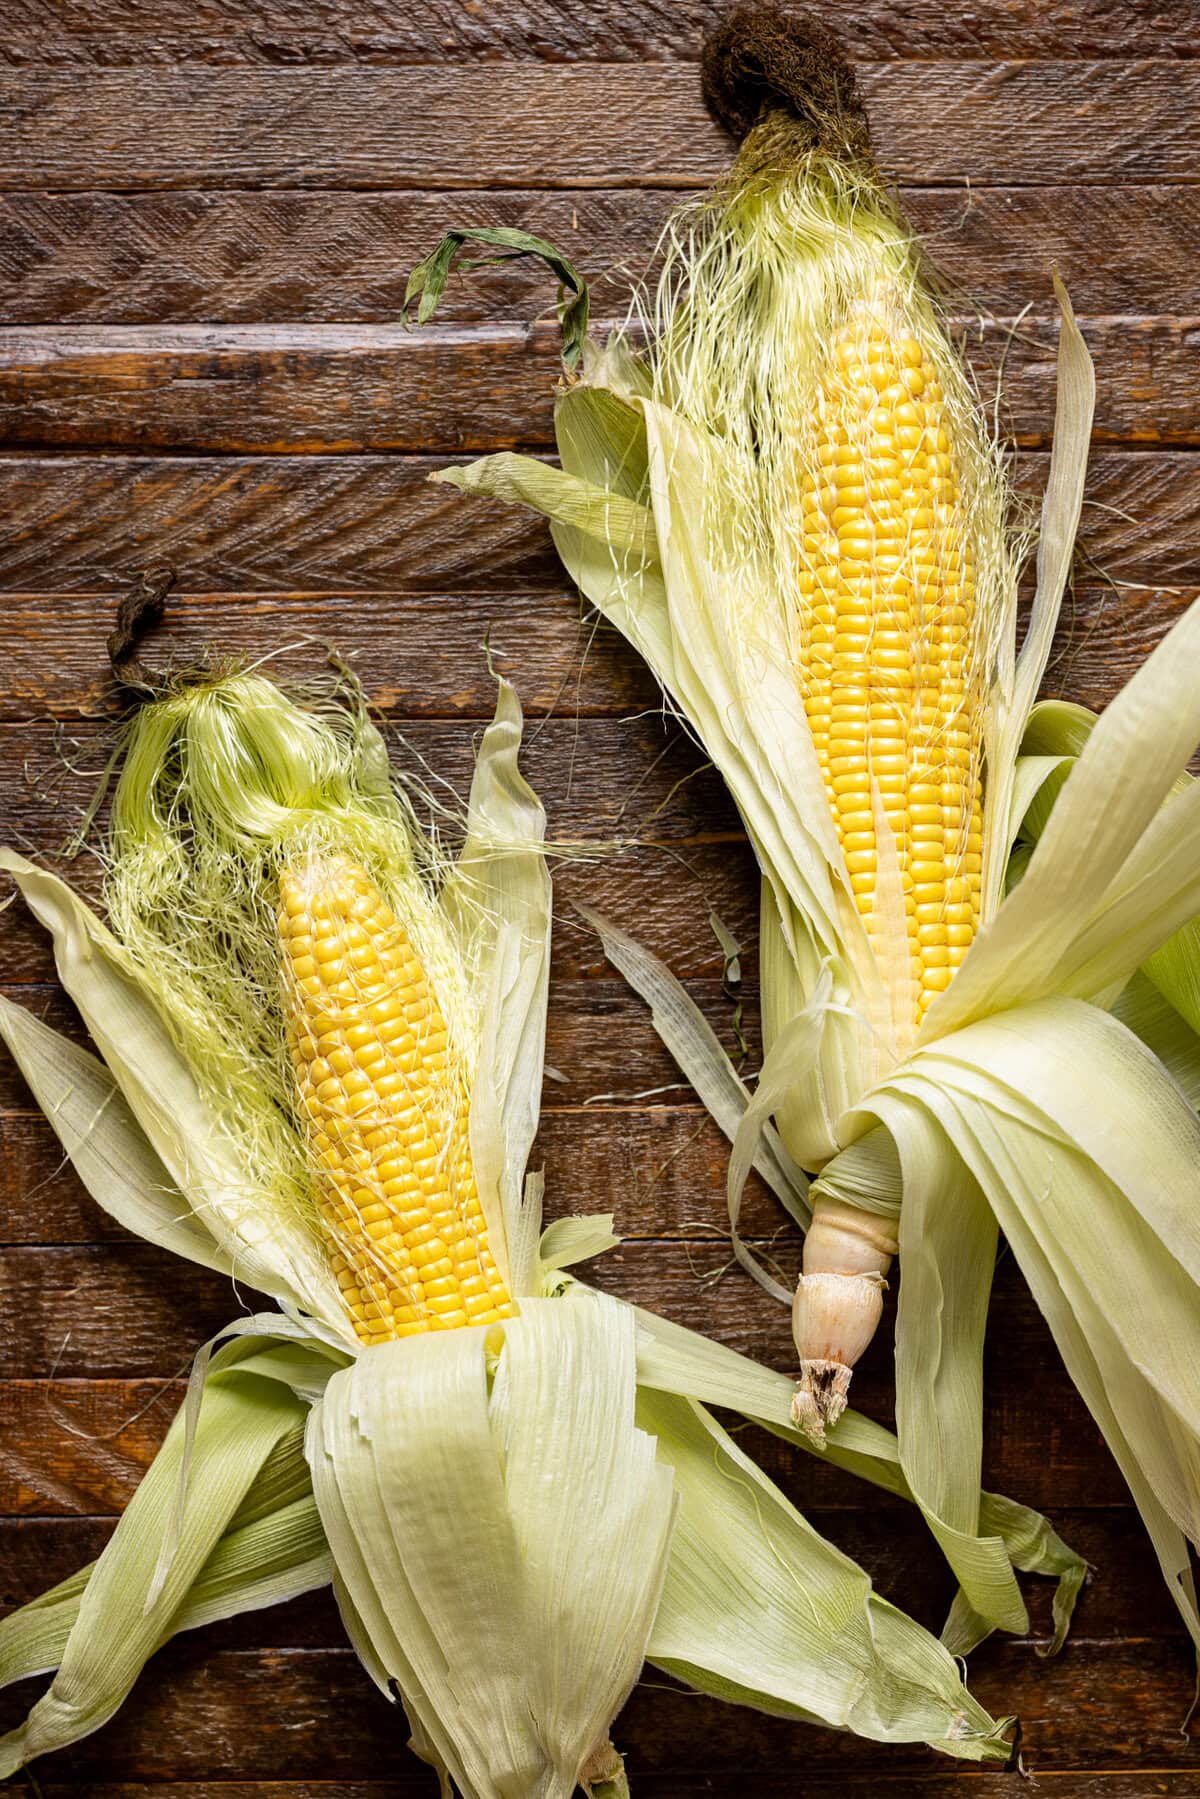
[305,1296,677,1799]
[0,1424,329,1694]
[0,849,345,1329]
[624,1290,1082,1655]
[927,592,1200,1039]
[0,991,232,1278]
[854,998,1200,1644]
[637,1384,1010,1759]
[1016,692,1200,1047]
[0,1337,324,1776]
[443,676,554,1297]
[597,933,1081,1645]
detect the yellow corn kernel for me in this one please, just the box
[278,855,513,1347]
[796,298,984,1020]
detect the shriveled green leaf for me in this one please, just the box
[404,226,589,370]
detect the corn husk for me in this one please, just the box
[430,286,1093,1630]
[0,672,1018,1785]
[436,276,1200,1643]
[413,0,1200,1645]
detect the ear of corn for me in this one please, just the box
[0,652,1037,1781]
[411,0,1158,1668]
[279,854,512,1343]
[798,297,984,1028]
[100,669,502,1351]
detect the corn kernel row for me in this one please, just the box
[796,299,983,1022]
[278,855,513,1344]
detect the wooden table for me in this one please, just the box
[1,4,1198,1794]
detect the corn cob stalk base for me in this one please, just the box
[580,1739,632,1799]
[791,1196,896,1442]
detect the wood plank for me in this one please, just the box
[0,1507,1182,1646]
[27,1784,1200,1799]
[1,1639,1196,1778]
[0,455,565,597]
[0,578,1191,730]
[0,712,741,850]
[2,0,1197,63]
[0,1380,187,1517]
[0,1103,787,1246]
[0,1245,1121,1506]
[2,317,1199,451]
[2,65,1197,193]
[3,453,1196,597]
[0,590,665,722]
[2,187,1197,325]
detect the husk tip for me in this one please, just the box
[700,5,871,160]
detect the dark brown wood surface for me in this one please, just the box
[0,4,1196,1795]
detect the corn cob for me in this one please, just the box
[278,853,513,1345]
[798,293,984,1026]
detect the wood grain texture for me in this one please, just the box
[25,1786,1200,1799]
[1,4,1196,1791]
[1,1640,1197,1781]
[2,316,1199,451]
[1,452,1197,596]
[0,581,1193,726]
[2,0,1198,63]
[2,186,1197,324]
[3,64,1199,193]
